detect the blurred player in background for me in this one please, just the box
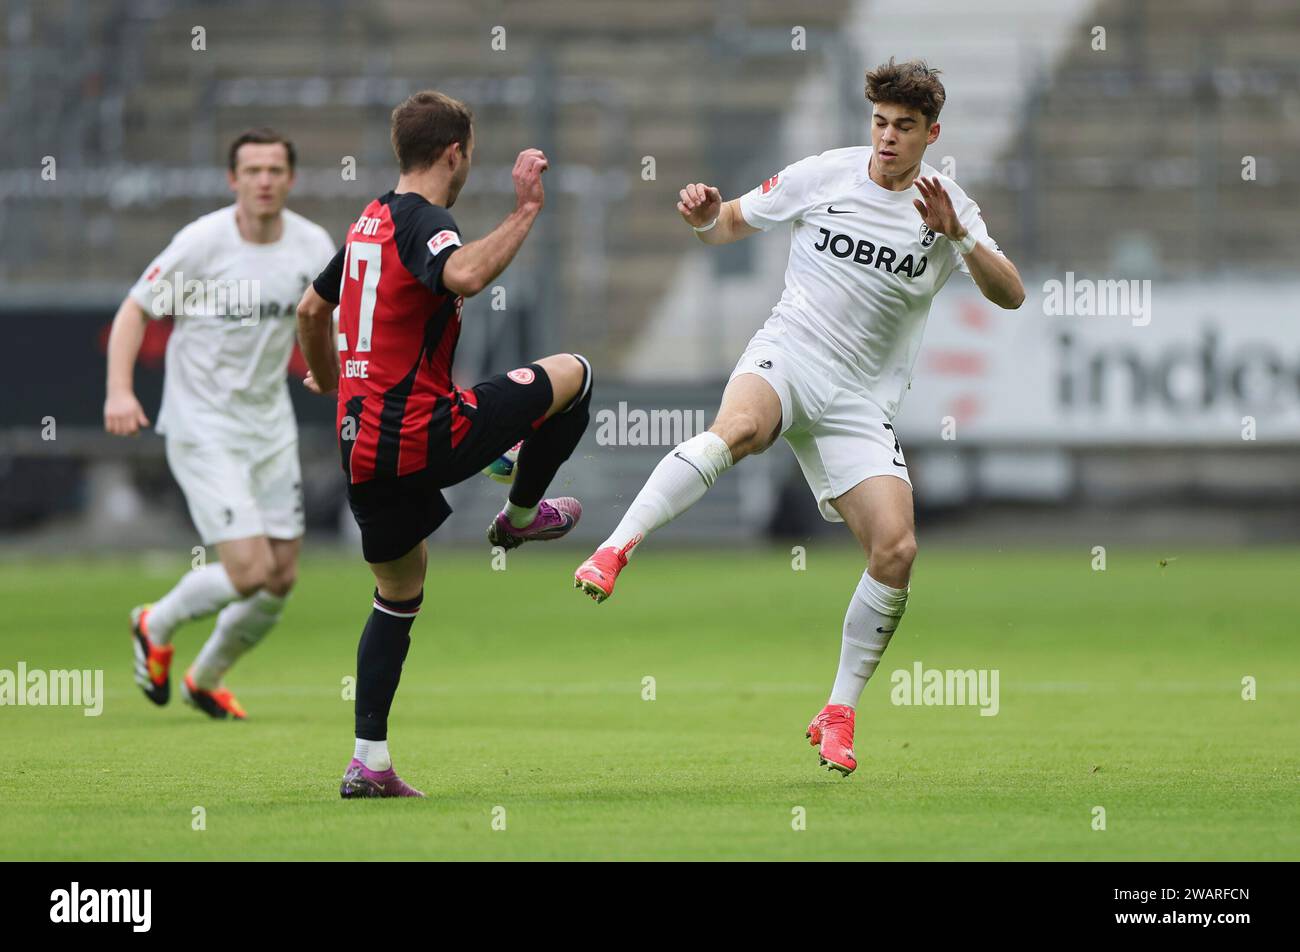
[296,91,592,798]
[104,128,335,719]
[575,60,1025,776]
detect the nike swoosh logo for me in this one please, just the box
[827,206,854,214]
[673,452,710,488]
[892,458,907,468]
[876,626,896,634]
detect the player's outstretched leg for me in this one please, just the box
[184,539,298,719]
[574,372,779,603]
[128,560,241,706]
[807,476,914,777]
[341,544,427,799]
[487,354,592,551]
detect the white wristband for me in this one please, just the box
[953,232,977,255]
[692,216,719,233]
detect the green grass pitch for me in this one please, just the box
[1,545,1297,860]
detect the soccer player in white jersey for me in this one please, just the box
[104,128,336,719]
[575,60,1025,775]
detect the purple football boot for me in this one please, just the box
[339,758,426,799]
[486,497,582,550]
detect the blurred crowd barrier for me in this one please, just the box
[4,0,1299,548]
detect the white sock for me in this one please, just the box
[354,738,391,772]
[504,500,538,528]
[146,564,240,645]
[828,570,909,708]
[600,431,733,558]
[190,590,286,690]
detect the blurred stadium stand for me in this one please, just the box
[2,0,1298,551]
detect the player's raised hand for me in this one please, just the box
[677,183,722,228]
[103,391,150,436]
[912,176,964,239]
[512,148,549,210]
[303,369,336,396]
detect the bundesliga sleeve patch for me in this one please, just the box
[426,229,462,256]
[760,173,780,194]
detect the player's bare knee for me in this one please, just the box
[539,353,590,415]
[370,544,426,602]
[226,555,273,597]
[376,575,422,603]
[534,354,569,395]
[717,413,774,465]
[873,533,917,580]
[265,563,297,597]
[710,413,762,460]
[898,534,918,572]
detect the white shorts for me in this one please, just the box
[165,438,304,545]
[729,336,911,523]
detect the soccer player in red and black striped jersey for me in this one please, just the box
[296,91,593,798]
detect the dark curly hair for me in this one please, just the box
[865,58,946,125]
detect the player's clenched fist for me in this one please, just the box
[302,369,336,396]
[103,391,150,436]
[677,183,721,228]
[513,148,548,210]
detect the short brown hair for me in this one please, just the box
[865,58,946,125]
[390,91,474,173]
[228,127,296,172]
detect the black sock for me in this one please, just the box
[510,355,593,508]
[354,588,422,741]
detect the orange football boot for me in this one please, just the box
[181,670,247,720]
[573,537,638,603]
[806,703,856,776]
[130,604,174,706]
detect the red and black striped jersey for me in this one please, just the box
[313,191,474,484]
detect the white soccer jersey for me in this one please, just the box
[129,205,336,450]
[738,146,1001,418]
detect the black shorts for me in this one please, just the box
[346,363,554,564]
